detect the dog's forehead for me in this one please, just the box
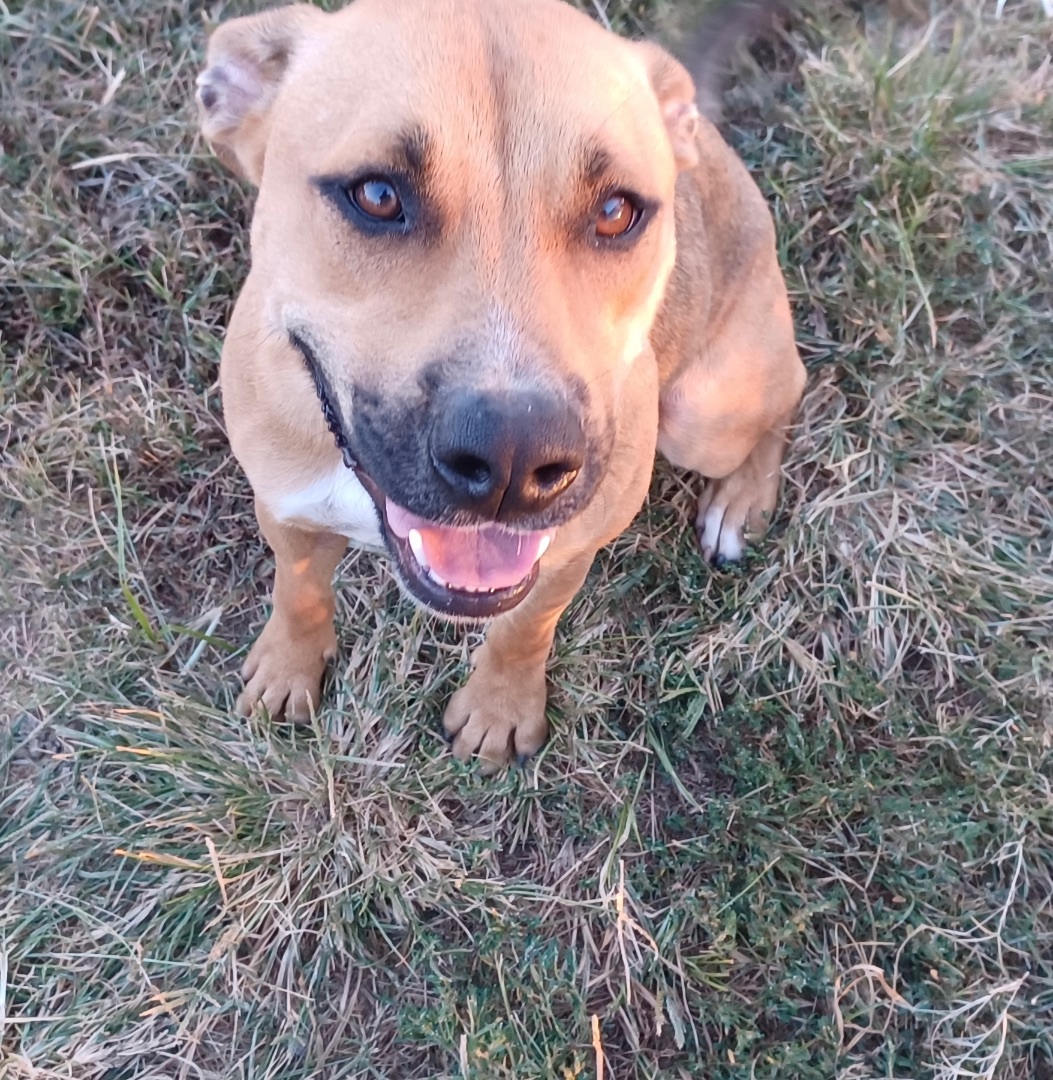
[318,0,636,79]
[277,0,665,177]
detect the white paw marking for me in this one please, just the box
[698,502,744,563]
[699,503,725,557]
[716,524,744,563]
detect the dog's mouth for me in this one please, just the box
[290,329,552,618]
[385,495,551,617]
[353,468,549,618]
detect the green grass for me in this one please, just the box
[2,0,1052,1077]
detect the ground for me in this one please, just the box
[2,0,1052,1077]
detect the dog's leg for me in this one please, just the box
[658,254,805,566]
[236,502,347,721]
[659,351,801,566]
[442,549,595,770]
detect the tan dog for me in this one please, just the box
[196,0,805,768]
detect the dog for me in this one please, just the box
[196,0,805,769]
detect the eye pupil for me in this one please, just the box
[352,177,403,221]
[595,193,638,239]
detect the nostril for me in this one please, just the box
[533,461,580,495]
[429,389,586,515]
[447,453,491,487]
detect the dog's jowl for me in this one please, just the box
[196,0,806,768]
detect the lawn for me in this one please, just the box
[2,0,1052,1076]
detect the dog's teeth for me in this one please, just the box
[408,529,427,567]
[537,534,552,558]
[428,567,449,588]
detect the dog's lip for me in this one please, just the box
[352,467,549,618]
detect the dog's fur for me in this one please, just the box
[196,0,805,768]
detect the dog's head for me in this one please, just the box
[198,0,699,618]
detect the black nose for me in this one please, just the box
[429,390,585,519]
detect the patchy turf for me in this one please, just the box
[2,0,1052,1077]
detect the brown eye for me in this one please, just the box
[595,193,639,239]
[351,177,403,221]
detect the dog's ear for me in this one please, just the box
[664,0,792,126]
[196,4,324,185]
[636,42,700,172]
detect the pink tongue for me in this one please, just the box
[386,500,551,592]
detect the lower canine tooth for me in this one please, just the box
[428,567,448,588]
[408,529,427,567]
[537,534,552,558]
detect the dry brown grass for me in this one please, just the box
[2,0,1052,1077]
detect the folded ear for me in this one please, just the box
[196,4,325,185]
[661,0,792,127]
[635,41,700,172]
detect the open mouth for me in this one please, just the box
[355,470,552,618]
[287,329,553,618]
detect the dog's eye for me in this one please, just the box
[351,177,404,222]
[594,193,640,239]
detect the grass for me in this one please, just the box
[2,0,1052,1076]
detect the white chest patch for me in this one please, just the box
[272,465,385,550]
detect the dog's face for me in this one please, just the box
[199,0,699,618]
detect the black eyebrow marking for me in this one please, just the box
[396,125,430,178]
[581,143,613,187]
[571,140,663,248]
[311,124,441,244]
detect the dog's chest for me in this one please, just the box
[273,466,384,549]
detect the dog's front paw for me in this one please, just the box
[696,463,780,566]
[442,652,549,772]
[235,616,337,722]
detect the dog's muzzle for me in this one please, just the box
[291,331,586,619]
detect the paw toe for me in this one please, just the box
[512,719,547,759]
[716,526,744,564]
[697,493,747,566]
[697,503,726,562]
[283,681,319,724]
[451,719,486,763]
[234,687,256,718]
[478,726,515,770]
[442,689,471,739]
